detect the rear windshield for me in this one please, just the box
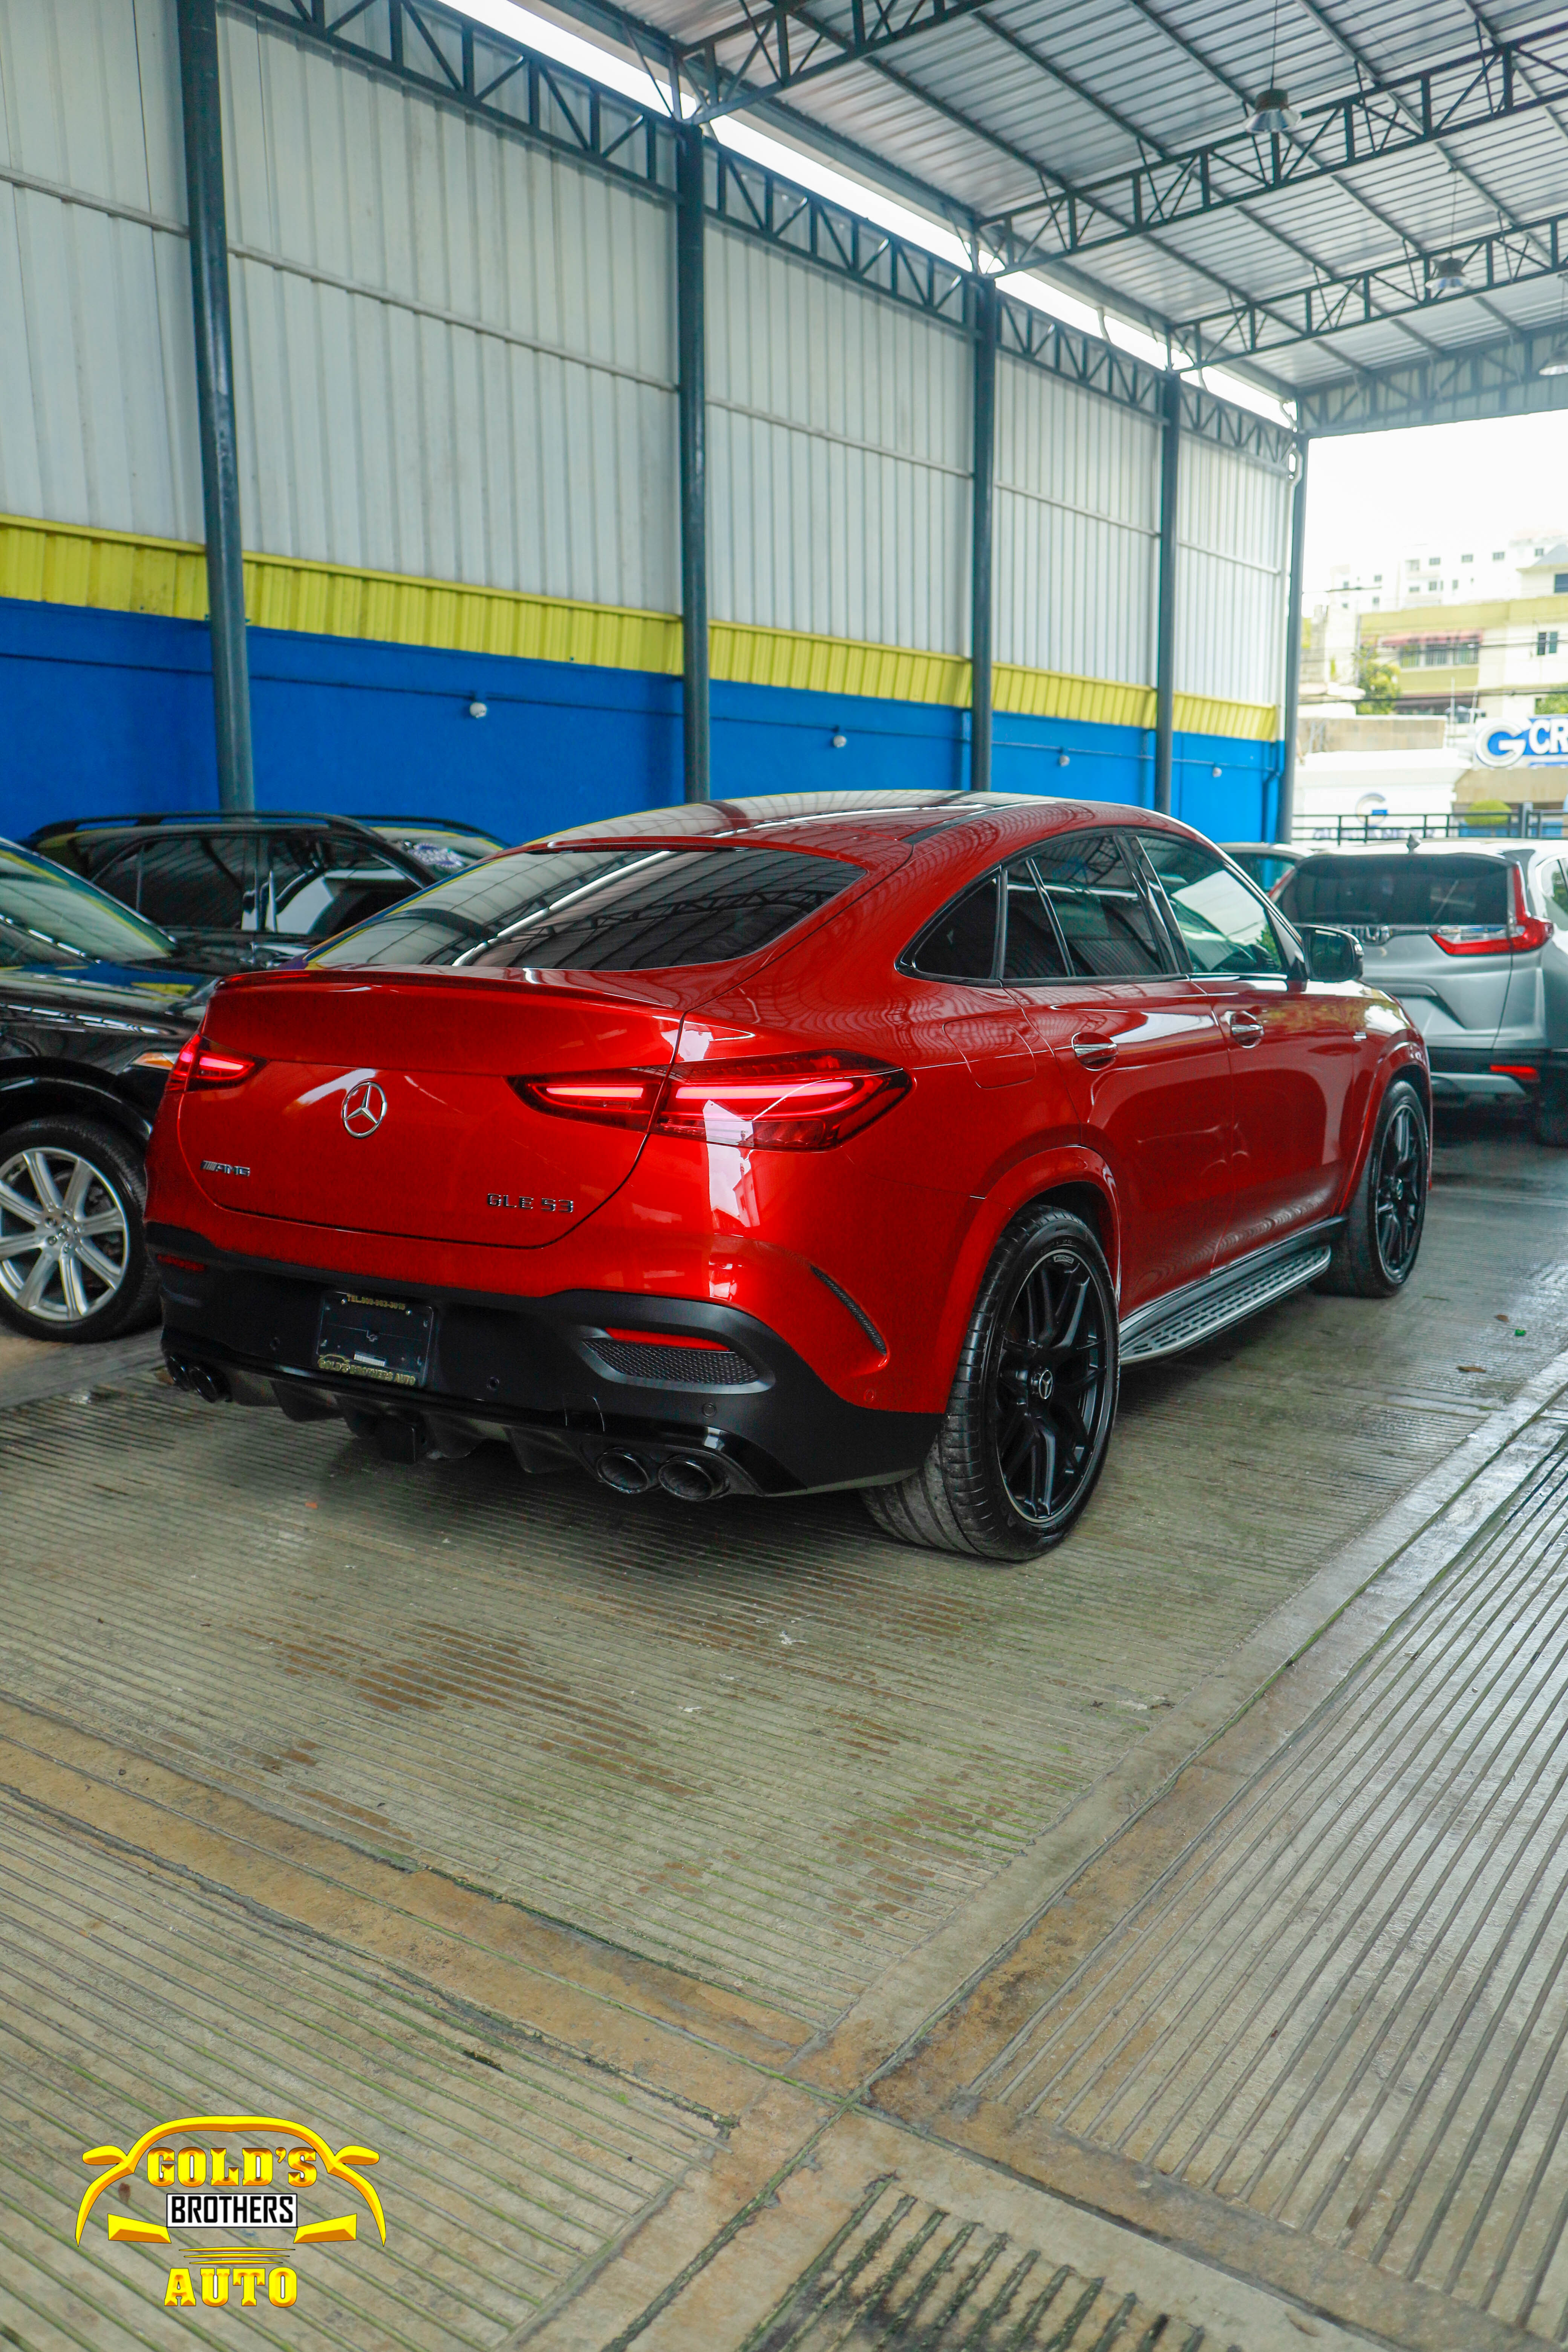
[309,846,862,971]
[1278,855,1510,930]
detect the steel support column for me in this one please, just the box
[676,124,710,804]
[1152,371,1180,817]
[969,274,998,793]
[1276,437,1310,845]
[175,0,254,814]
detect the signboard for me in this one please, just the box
[1476,717,1568,768]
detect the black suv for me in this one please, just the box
[0,841,227,1343]
[26,812,504,968]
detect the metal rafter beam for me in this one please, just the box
[978,11,1568,269]
[1181,208,1568,363]
[1297,318,1568,433]
[681,0,998,120]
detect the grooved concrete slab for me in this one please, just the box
[960,1438,1568,2340]
[0,1791,720,2348]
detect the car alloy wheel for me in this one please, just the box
[861,1207,1118,1559]
[1371,1096,1425,1282]
[992,1246,1112,1527]
[0,1145,132,1326]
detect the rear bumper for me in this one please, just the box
[149,1225,939,1496]
[1426,1044,1566,1091]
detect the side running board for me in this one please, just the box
[1119,1225,1341,1365]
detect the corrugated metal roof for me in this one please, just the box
[573,0,1568,400]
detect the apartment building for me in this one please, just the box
[1356,538,1568,722]
[1322,529,1568,619]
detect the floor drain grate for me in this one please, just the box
[742,2176,1228,2350]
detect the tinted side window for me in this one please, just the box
[136,833,250,930]
[906,875,1001,982]
[1031,835,1170,978]
[1542,861,1568,928]
[1002,862,1069,980]
[265,831,413,940]
[1139,835,1286,977]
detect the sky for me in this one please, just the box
[1304,409,1568,597]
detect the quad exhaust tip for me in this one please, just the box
[594,1449,727,1501]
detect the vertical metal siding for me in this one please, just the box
[992,352,1160,685]
[706,225,970,655]
[2,0,1292,703]
[1176,436,1290,711]
[0,0,199,537]
[218,8,677,609]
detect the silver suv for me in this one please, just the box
[1276,841,1568,1147]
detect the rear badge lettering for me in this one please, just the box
[201,1159,251,1177]
[487,1194,574,1213]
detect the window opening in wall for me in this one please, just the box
[1537,631,1560,656]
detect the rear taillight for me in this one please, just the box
[512,1051,910,1149]
[164,1033,260,1093]
[1432,865,1553,956]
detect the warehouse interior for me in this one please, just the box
[8,0,1568,2345]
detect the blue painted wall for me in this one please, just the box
[0,594,1281,844]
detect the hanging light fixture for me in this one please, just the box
[1426,163,1466,297]
[1540,344,1568,377]
[1247,0,1297,134]
[1248,86,1298,133]
[1542,267,1568,374]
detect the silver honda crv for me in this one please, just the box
[1276,841,1568,1146]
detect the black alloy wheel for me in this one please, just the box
[1317,1076,1429,1299]
[1372,1093,1425,1282]
[993,1248,1111,1527]
[861,1206,1119,1560]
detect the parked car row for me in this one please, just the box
[143,791,1426,1557]
[0,814,502,1341]
[1225,838,1568,1149]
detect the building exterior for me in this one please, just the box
[0,0,1295,849]
[1321,531,1568,620]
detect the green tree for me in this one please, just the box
[1536,690,1568,715]
[1356,653,1402,713]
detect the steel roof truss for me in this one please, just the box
[1182,207,1568,363]
[981,13,1568,271]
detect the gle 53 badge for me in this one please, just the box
[77,2112,386,2311]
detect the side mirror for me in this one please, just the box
[1303,925,1363,984]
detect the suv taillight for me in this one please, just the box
[1432,863,1553,956]
[512,1051,910,1149]
[165,1033,260,1093]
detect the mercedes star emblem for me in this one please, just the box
[341,1080,388,1138]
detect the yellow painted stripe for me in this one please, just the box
[0,513,1277,742]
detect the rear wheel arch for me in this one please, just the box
[0,1072,153,1154]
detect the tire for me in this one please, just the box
[1316,1078,1428,1299]
[0,1117,158,1343]
[860,1206,1118,1561]
[1534,1075,1568,1149]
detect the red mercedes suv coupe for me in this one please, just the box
[147,791,1429,1559]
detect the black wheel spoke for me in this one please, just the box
[990,1242,1110,1528]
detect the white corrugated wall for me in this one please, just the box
[992,355,1160,686]
[1,0,1290,704]
[706,226,970,656]
[220,12,677,608]
[0,0,199,538]
[1176,435,1291,711]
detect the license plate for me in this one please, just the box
[315,1291,433,1388]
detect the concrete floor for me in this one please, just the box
[3,1101,1567,2348]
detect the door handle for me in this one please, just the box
[1071,1033,1117,1069]
[1225,1009,1265,1047]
